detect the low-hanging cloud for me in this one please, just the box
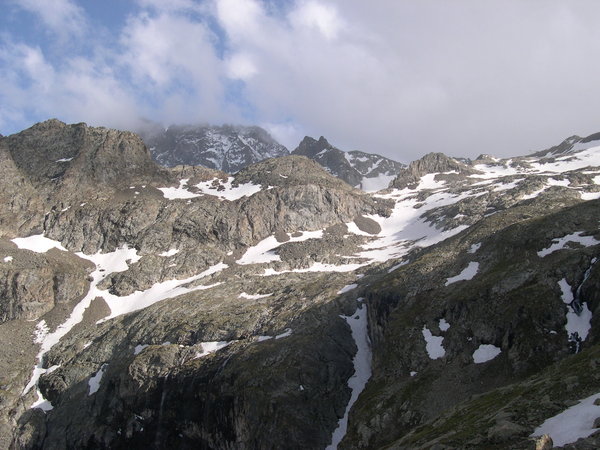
[2,0,600,162]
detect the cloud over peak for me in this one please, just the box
[2,0,600,161]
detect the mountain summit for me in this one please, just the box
[292,136,405,191]
[139,122,289,173]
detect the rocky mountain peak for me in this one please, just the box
[138,122,289,172]
[389,151,480,189]
[292,136,405,191]
[294,135,333,158]
[5,119,161,191]
[581,131,600,143]
[531,131,600,157]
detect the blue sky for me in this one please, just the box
[2,0,600,161]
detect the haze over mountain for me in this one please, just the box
[1,119,600,448]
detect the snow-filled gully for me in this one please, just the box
[327,302,372,449]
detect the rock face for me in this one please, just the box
[1,120,600,449]
[0,246,89,323]
[138,122,289,172]
[292,136,405,191]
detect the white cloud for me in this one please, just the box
[290,1,344,40]
[226,53,258,80]
[262,121,304,150]
[12,0,86,38]
[4,0,600,162]
[216,0,265,43]
[0,41,140,132]
[119,9,237,125]
[136,0,206,13]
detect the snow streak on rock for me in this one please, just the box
[237,230,323,265]
[22,246,141,408]
[195,341,232,359]
[327,304,372,449]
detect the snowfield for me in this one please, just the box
[532,392,600,446]
[158,177,263,201]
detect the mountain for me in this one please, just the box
[140,124,405,192]
[292,136,406,191]
[1,120,600,449]
[138,122,289,173]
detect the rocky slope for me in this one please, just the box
[1,121,600,449]
[138,122,289,173]
[292,136,406,191]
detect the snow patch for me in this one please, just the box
[445,262,479,286]
[472,344,501,363]
[558,278,574,304]
[158,178,201,200]
[275,328,293,339]
[12,235,66,253]
[194,177,262,201]
[439,318,450,331]
[467,243,481,254]
[237,230,323,265]
[195,341,231,358]
[33,320,49,344]
[422,326,445,359]
[22,245,142,402]
[99,263,227,321]
[159,248,179,257]
[566,303,592,343]
[337,283,358,294]
[133,344,148,355]
[581,191,600,201]
[538,232,599,257]
[360,174,396,192]
[387,260,408,273]
[256,328,293,342]
[239,292,272,300]
[88,364,107,395]
[531,392,600,447]
[4,256,13,262]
